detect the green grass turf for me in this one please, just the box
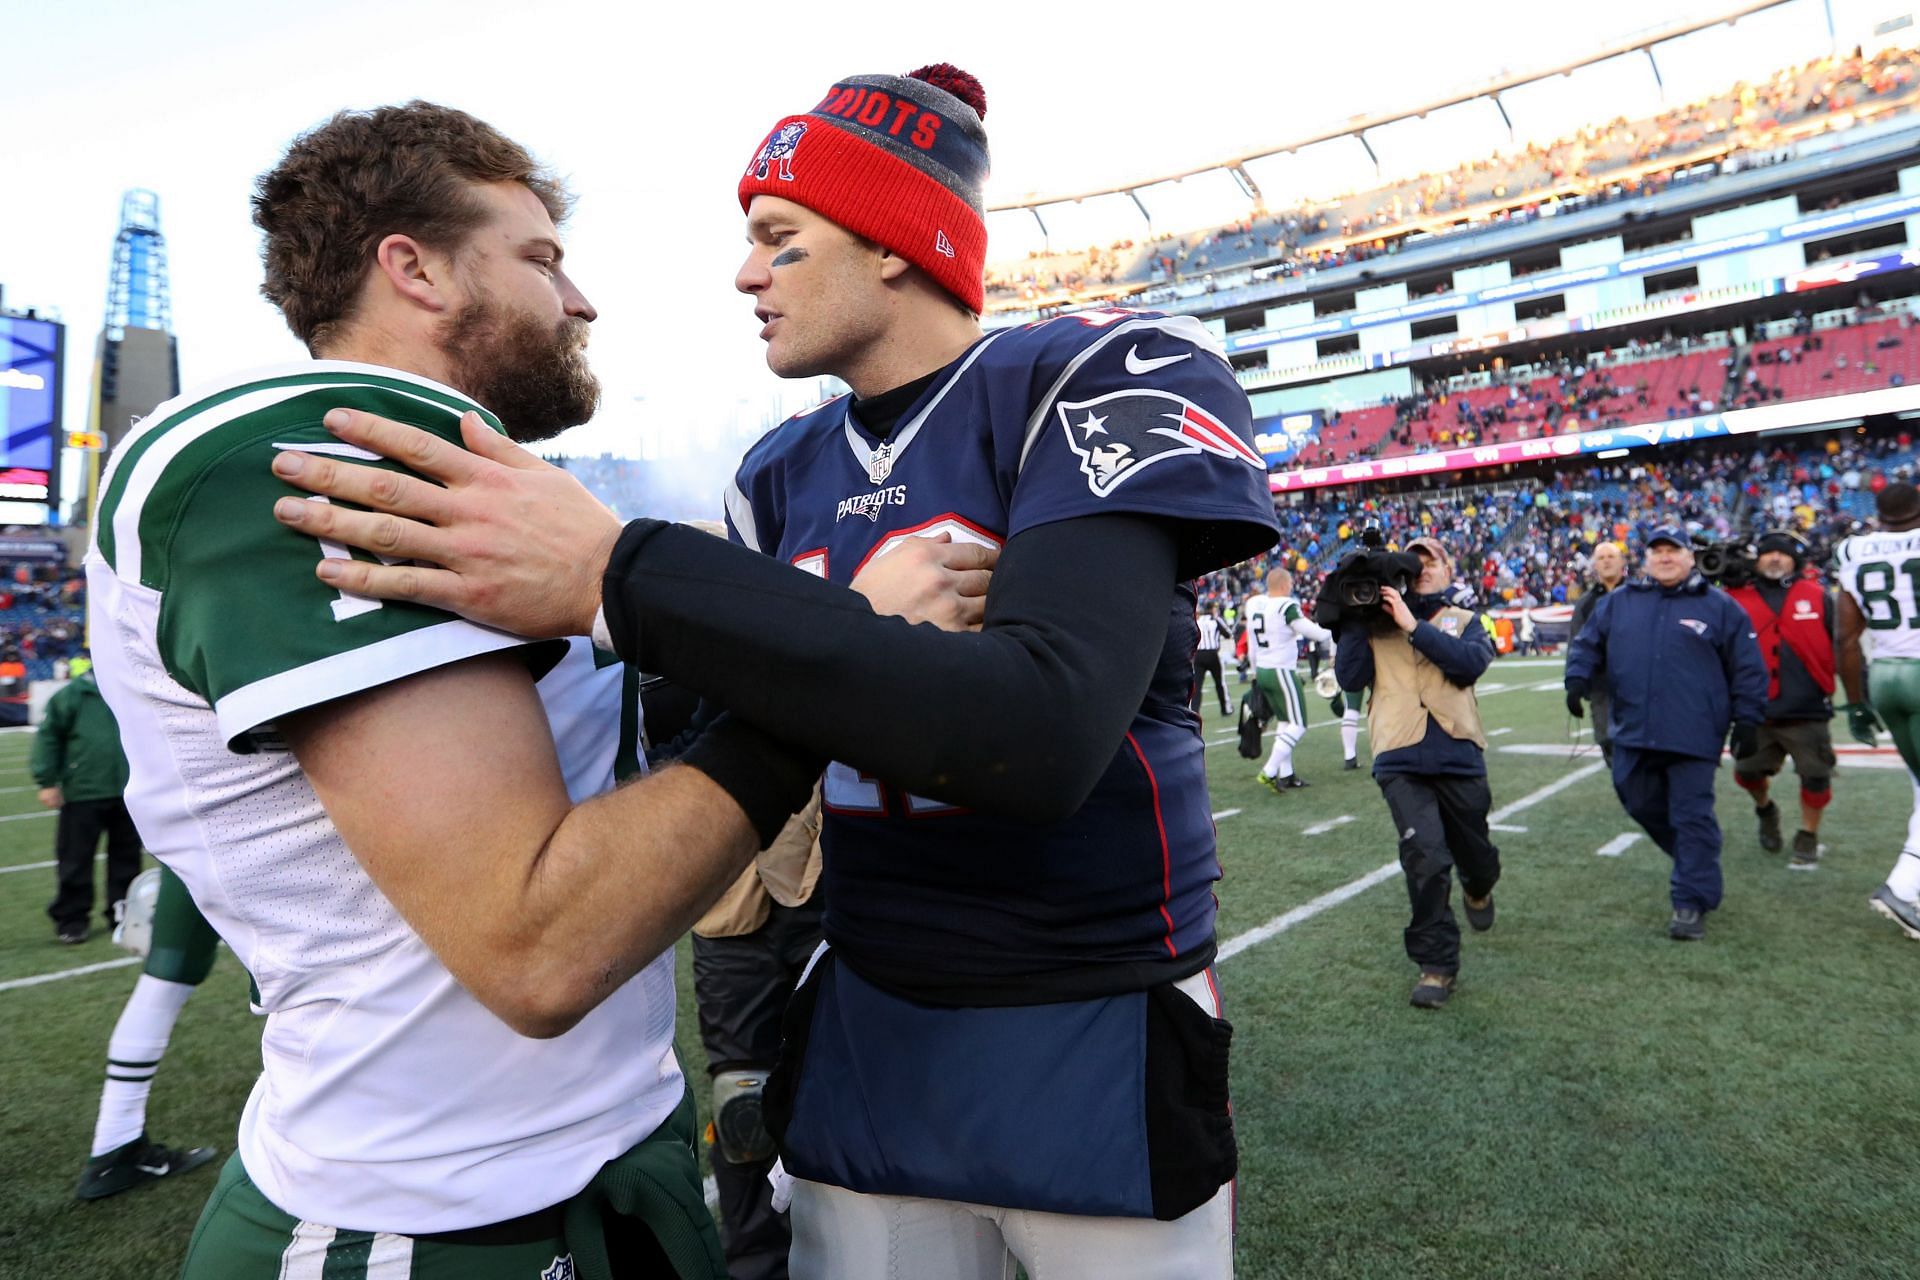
[2,663,1918,1278]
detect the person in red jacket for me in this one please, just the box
[1725,530,1838,869]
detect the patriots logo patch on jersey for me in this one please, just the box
[1056,388,1266,497]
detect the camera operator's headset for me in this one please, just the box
[1753,529,1810,572]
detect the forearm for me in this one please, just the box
[1409,620,1492,684]
[601,515,1177,823]
[1291,618,1333,646]
[291,661,818,1040]
[500,764,762,1034]
[1838,641,1867,703]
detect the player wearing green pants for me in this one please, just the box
[1244,567,1333,791]
[75,864,222,1200]
[1835,483,1920,941]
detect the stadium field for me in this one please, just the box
[2,664,1918,1279]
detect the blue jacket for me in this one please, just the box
[1565,573,1767,761]
[1335,597,1495,777]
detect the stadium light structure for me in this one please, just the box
[991,0,1821,239]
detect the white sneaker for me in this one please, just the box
[1869,883,1920,941]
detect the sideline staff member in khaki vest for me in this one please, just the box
[1333,537,1499,1010]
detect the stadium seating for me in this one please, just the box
[986,47,1920,311]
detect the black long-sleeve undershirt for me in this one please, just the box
[602,513,1181,825]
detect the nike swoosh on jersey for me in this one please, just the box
[1124,346,1192,376]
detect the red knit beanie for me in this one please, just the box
[740,64,990,313]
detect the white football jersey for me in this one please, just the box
[1837,528,1920,659]
[1245,593,1325,669]
[86,362,682,1234]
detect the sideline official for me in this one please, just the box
[1726,531,1837,869]
[34,660,141,945]
[1191,604,1232,716]
[1334,537,1498,1009]
[1565,528,1767,940]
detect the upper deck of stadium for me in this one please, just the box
[982,1,1919,322]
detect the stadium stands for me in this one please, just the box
[1287,309,1920,468]
[985,45,1920,312]
[1202,429,1920,621]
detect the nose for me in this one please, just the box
[736,248,769,296]
[561,276,597,324]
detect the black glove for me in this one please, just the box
[1729,721,1760,760]
[1565,676,1590,719]
[1843,703,1885,748]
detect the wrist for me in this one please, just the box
[576,524,620,637]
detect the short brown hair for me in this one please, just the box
[253,101,570,351]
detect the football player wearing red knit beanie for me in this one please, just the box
[739,64,990,314]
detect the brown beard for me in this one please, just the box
[438,294,600,443]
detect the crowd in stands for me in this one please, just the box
[1200,431,1920,627]
[0,559,86,683]
[986,45,1920,311]
[1291,306,1918,467]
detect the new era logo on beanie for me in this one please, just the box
[740,63,990,313]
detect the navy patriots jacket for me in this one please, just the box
[725,310,1278,999]
[1566,573,1768,761]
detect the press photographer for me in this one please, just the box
[1332,536,1499,1010]
[1724,530,1838,868]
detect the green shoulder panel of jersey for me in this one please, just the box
[97,374,536,737]
[1280,599,1303,625]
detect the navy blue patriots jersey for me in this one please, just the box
[726,309,1278,990]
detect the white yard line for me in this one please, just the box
[1596,833,1642,858]
[1488,824,1529,833]
[1487,727,1512,737]
[0,957,139,993]
[1218,760,1608,963]
[0,810,54,823]
[0,859,55,875]
[1488,761,1607,823]
[1212,809,1242,821]
[1216,864,1404,961]
[1303,815,1356,836]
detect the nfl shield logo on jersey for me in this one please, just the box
[540,1256,576,1280]
[1056,388,1266,497]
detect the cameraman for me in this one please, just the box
[1333,537,1499,1010]
[1725,531,1837,869]
[1565,528,1767,941]
[1570,543,1628,764]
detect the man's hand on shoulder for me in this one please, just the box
[270,409,621,638]
[850,532,997,632]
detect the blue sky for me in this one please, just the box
[2,0,1891,514]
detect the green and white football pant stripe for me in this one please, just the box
[1256,669,1306,780]
[1254,668,1305,728]
[1869,659,1920,900]
[182,1155,571,1279]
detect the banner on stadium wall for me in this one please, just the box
[1268,383,1920,493]
[1269,414,1731,492]
[1224,191,1920,355]
[1785,248,1920,293]
[1251,410,1323,466]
